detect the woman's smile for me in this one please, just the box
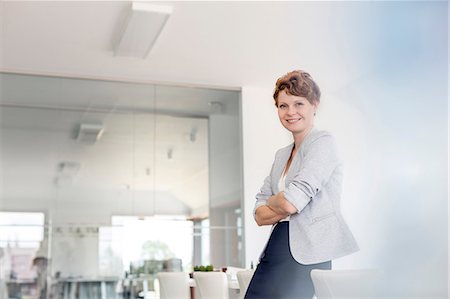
[286,118,302,124]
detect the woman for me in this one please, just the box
[244,70,359,299]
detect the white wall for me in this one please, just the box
[241,86,291,268]
[0,4,3,209]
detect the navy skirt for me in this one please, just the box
[244,222,331,299]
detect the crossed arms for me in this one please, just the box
[254,134,341,227]
[254,192,297,226]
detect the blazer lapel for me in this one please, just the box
[285,149,299,184]
[284,127,318,185]
[272,143,294,193]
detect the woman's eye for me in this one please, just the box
[279,104,286,109]
[295,102,304,106]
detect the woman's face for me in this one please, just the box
[277,90,318,136]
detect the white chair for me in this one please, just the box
[0,279,8,299]
[193,271,229,299]
[225,266,246,279]
[236,270,255,299]
[157,272,190,299]
[311,269,380,298]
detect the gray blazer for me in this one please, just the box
[254,128,359,265]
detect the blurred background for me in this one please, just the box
[0,1,448,299]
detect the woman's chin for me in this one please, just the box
[284,124,305,133]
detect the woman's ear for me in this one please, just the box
[313,101,320,115]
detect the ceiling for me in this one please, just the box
[0,1,379,91]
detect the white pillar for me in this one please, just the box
[241,86,290,268]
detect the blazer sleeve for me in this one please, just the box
[284,133,341,214]
[253,156,276,219]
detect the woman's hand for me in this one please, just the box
[267,192,298,215]
[254,205,289,226]
[254,192,297,226]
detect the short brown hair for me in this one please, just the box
[273,70,321,106]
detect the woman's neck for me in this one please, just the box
[293,126,313,149]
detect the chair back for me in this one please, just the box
[0,279,8,299]
[236,270,255,299]
[163,258,183,272]
[311,269,380,298]
[157,272,190,299]
[193,271,229,299]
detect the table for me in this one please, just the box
[188,278,240,290]
[52,277,118,299]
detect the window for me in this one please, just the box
[99,216,193,275]
[0,212,45,281]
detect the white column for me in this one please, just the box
[241,86,290,268]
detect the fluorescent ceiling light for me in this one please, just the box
[115,2,173,58]
[76,123,104,145]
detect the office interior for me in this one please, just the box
[0,1,448,299]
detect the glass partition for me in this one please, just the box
[0,72,243,299]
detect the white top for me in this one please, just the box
[278,169,290,222]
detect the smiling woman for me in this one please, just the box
[246,70,359,299]
[274,71,320,148]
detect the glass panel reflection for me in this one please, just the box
[0,72,243,299]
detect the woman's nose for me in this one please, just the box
[287,106,296,115]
